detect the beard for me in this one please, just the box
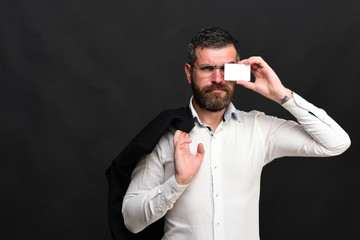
[191,79,236,112]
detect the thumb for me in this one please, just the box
[196,143,205,159]
[236,80,255,91]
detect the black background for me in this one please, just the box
[1,0,359,239]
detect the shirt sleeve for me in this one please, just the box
[122,140,188,234]
[264,92,351,164]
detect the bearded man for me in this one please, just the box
[107,26,350,240]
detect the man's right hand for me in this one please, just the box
[173,130,205,185]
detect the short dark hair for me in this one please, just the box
[187,26,240,66]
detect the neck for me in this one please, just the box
[192,99,226,131]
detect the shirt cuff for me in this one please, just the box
[162,175,188,203]
[282,92,330,125]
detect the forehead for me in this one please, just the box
[195,45,238,65]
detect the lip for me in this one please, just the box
[209,89,225,93]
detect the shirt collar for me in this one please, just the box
[189,96,242,125]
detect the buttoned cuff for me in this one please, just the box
[162,175,188,203]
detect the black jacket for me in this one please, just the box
[105,107,194,240]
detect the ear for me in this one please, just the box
[184,63,192,85]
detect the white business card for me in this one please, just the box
[224,64,251,81]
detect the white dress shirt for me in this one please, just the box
[122,93,350,240]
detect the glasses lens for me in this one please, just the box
[195,65,225,77]
[198,65,215,77]
[220,65,225,76]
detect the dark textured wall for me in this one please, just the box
[1,0,359,239]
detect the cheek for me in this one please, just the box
[226,82,236,95]
[189,70,199,85]
[225,81,236,88]
[191,74,207,87]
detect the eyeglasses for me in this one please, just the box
[193,64,225,78]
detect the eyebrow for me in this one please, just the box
[198,61,237,66]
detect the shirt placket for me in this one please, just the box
[210,124,225,240]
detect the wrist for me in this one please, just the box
[278,89,293,104]
[175,174,190,185]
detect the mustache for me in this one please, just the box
[203,83,230,92]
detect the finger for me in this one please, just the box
[174,130,182,141]
[176,132,192,146]
[174,130,186,145]
[178,137,192,145]
[248,56,269,69]
[196,143,205,159]
[248,56,262,63]
[236,80,255,91]
[237,59,249,65]
[179,131,188,142]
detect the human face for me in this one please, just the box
[185,45,237,112]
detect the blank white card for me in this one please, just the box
[224,64,251,81]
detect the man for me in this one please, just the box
[118,27,350,239]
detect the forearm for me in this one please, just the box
[122,175,187,233]
[282,92,351,154]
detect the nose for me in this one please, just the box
[212,68,224,83]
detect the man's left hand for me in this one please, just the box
[236,56,293,104]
